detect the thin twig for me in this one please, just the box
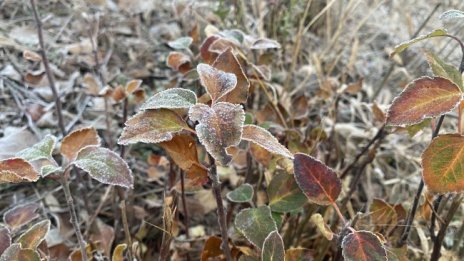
[29,0,66,136]
[398,115,445,246]
[208,155,232,261]
[61,168,88,261]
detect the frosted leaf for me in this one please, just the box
[0,244,40,261]
[197,63,237,103]
[40,165,62,177]
[118,109,190,145]
[17,219,50,250]
[189,102,245,165]
[74,146,133,188]
[60,127,100,161]
[262,231,285,261]
[242,125,293,159]
[0,158,39,184]
[3,203,40,231]
[251,38,281,50]
[16,134,56,162]
[141,88,197,110]
[212,48,250,104]
[166,51,191,74]
[234,206,277,248]
[167,37,193,50]
[0,226,10,257]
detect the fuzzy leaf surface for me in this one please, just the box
[197,63,237,103]
[74,146,133,188]
[422,134,464,193]
[226,183,253,203]
[262,231,285,261]
[166,52,191,73]
[293,153,341,205]
[16,134,56,161]
[17,220,50,250]
[341,230,387,261]
[118,109,189,145]
[0,244,40,261]
[242,125,293,159]
[167,37,193,50]
[0,158,39,184]
[3,203,40,231]
[212,48,249,104]
[189,102,245,165]
[268,173,306,213]
[386,77,461,126]
[235,206,277,248]
[61,127,100,161]
[0,226,10,257]
[440,10,464,21]
[141,88,197,110]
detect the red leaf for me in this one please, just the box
[341,230,387,261]
[3,203,40,231]
[197,63,237,104]
[293,153,341,205]
[386,77,461,126]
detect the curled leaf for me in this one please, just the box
[293,153,341,206]
[440,10,464,21]
[16,134,56,162]
[422,134,464,193]
[386,77,461,126]
[197,63,237,103]
[60,127,100,161]
[0,158,39,184]
[118,109,190,145]
[141,88,197,110]
[262,231,285,261]
[189,103,245,165]
[341,230,387,261]
[125,79,142,95]
[74,146,133,188]
[251,38,281,49]
[166,52,191,74]
[112,244,127,261]
[310,213,334,240]
[242,125,293,159]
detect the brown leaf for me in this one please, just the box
[201,236,224,261]
[200,35,220,64]
[242,125,293,159]
[197,63,237,103]
[60,127,100,161]
[23,50,42,62]
[17,220,50,250]
[125,79,142,95]
[212,48,250,104]
[0,226,11,256]
[0,158,39,184]
[166,52,191,74]
[3,203,40,231]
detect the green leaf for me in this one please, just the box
[40,165,62,177]
[16,134,56,161]
[262,231,285,261]
[235,206,277,248]
[118,109,190,145]
[189,102,245,165]
[406,119,431,137]
[386,77,461,126]
[242,125,293,159]
[140,88,197,110]
[422,134,464,193]
[341,230,387,261]
[167,37,193,50]
[74,146,133,188]
[17,220,50,250]
[0,244,40,261]
[268,173,306,213]
[226,183,253,203]
[424,50,463,90]
[390,29,447,56]
[440,10,464,21]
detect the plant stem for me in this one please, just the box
[120,200,134,261]
[29,0,66,136]
[61,168,87,261]
[208,155,232,261]
[430,194,463,261]
[398,115,445,246]
[429,195,443,240]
